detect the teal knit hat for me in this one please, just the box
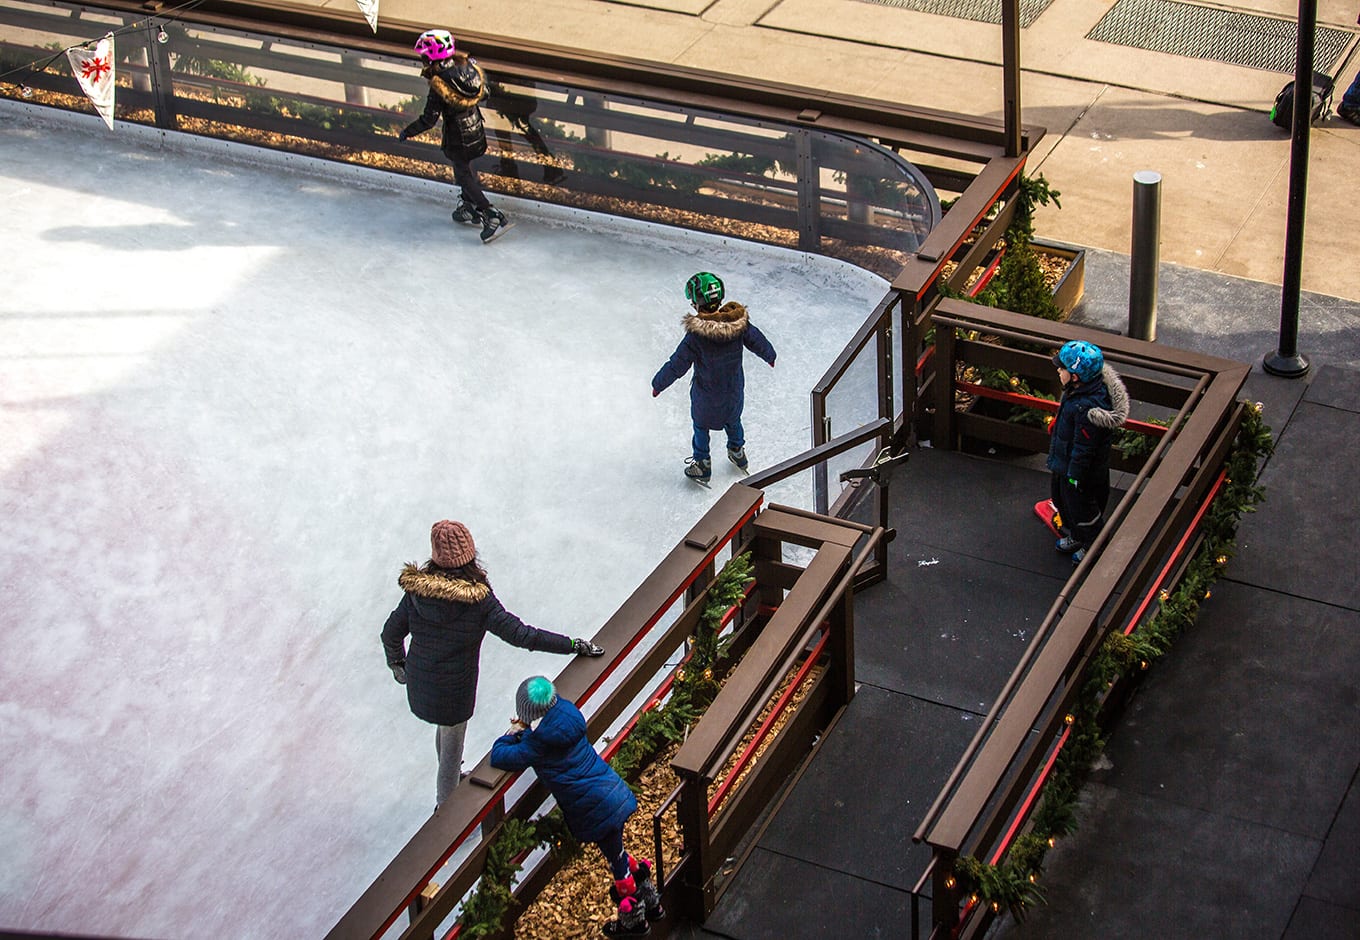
[515,676,558,724]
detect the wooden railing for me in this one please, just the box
[907,299,1252,939]
[666,507,884,921]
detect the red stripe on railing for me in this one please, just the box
[706,628,830,816]
[916,344,935,377]
[599,581,759,762]
[966,248,1005,298]
[1122,468,1229,636]
[989,723,1071,867]
[955,381,1168,437]
[975,467,1230,884]
[575,499,762,710]
[913,160,1026,302]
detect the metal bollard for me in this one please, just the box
[1128,170,1162,341]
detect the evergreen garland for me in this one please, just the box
[953,403,1273,919]
[454,552,756,936]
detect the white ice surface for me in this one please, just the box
[0,101,886,939]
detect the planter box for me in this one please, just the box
[1033,237,1086,319]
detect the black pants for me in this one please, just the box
[1051,471,1110,547]
[449,152,492,211]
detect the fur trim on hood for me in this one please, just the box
[684,301,749,341]
[398,563,490,603]
[423,58,486,109]
[1087,363,1130,429]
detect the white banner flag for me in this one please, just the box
[355,0,378,33]
[67,33,116,130]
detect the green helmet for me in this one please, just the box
[685,272,724,308]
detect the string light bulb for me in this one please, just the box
[990,900,1002,913]
[944,875,957,889]
[157,25,169,43]
[1046,836,1056,848]
[1063,713,1075,725]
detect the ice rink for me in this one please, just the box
[0,101,887,938]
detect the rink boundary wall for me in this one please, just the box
[0,98,889,290]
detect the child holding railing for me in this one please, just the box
[491,676,664,936]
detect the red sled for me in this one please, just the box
[1034,499,1062,537]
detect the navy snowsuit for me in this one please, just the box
[1047,366,1124,549]
[652,301,776,460]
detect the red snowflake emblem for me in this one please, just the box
[80,56,111,84]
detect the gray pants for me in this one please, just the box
[435,722,467,806]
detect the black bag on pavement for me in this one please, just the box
[1270,70,1334,129]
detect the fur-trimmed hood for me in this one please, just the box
[422,57,486,109]
[683,301,749,342]
[1086,364,1130,430]
[397,563,490,603]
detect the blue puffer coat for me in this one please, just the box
[490,699,637,843]
[652,302,777,429]
[1047,368,1118,482]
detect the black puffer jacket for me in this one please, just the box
[401,55,489,160]
[381,564,573,726]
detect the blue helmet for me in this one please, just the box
[1053,340,1104,382]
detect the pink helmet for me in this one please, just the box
[413,29,455,62]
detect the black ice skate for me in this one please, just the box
[602,895,650,937]
[629,857,665,921]
[684,458,711,487]
[727,446,749,474]
[480,208,513,244]
[451,199,483,226]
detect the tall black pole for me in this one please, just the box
[1002,0,1021,157]
[1264,0,1314,377]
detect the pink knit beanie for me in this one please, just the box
[430,520,476,568]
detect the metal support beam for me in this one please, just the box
[1001,0,1022,158]
[1265,0,1315,378]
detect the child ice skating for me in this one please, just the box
[381,521,604,807]
[491,677,664,936]
[651,273,777,487]
[398,29,512,243]
[1047,341,1129,564]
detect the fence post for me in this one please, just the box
[675,770,713,921]
[795,129,819,252]
[931,319,957,450]
[145,23,177,129]
[826,587,855,709]
[931,847,960,938]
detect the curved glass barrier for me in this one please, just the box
[0,0,939,273]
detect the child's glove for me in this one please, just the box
[390,664,407,685]
[1067,477,1080,490]
[398,129,410,141]
[572,638,605,657]
[651,388,660,397]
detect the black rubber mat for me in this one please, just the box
[996,780,1321,937]
[1232,394,1360,608]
